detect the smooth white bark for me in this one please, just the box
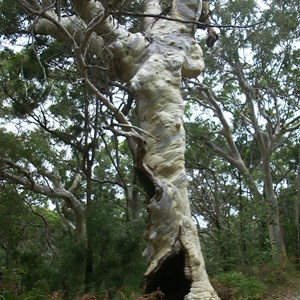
[128,1,218,298]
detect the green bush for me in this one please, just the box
[215,271,266,300]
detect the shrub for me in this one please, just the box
[215,271,266,300]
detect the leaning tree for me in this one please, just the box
[0,0,220,299]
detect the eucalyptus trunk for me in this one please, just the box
[130,2,219,299]
[263,152,286,262]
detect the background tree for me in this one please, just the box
[185,0,300,264]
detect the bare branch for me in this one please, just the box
[233,66,268,153]
[190,81,244,162]
[109,123,160,141]
[200,136,241,168]
[283,115,300,133]
[115,10,264,29]
[0,158,85,235]
[68,173,82,193]
[91,177,124,188]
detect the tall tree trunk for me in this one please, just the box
[263,156,286,262]
[130,1,219,299]
[238,173,248,265]
[296,147,300,267]
[85,174,94,291]
[83,108,95,290]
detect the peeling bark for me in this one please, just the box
[128,1,219,299]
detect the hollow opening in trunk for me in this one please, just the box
[145,250,191,300]
[135,167,156,199]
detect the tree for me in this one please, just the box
[185,122,268,271]
[185,0,300,263]
[0,0,219,299]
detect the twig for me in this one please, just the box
[112,10,264,29]
[109,123,160,141]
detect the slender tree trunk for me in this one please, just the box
[83,149,95,290]
[238,173,248,265]
[85,174,94,291]
[215,219,230,272]
[127,176,142,220]
[83,93,98,290]
[296,147,300,267]
[262,155,286,262]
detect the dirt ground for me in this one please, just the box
[262,276,300,300]
[265,286,300,300]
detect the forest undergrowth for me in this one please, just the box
[211,263,300,300]
[38,263,300,300]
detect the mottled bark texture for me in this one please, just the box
[129,1,219,299]
[21,0,220,298]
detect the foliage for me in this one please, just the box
[214,272,266,300]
